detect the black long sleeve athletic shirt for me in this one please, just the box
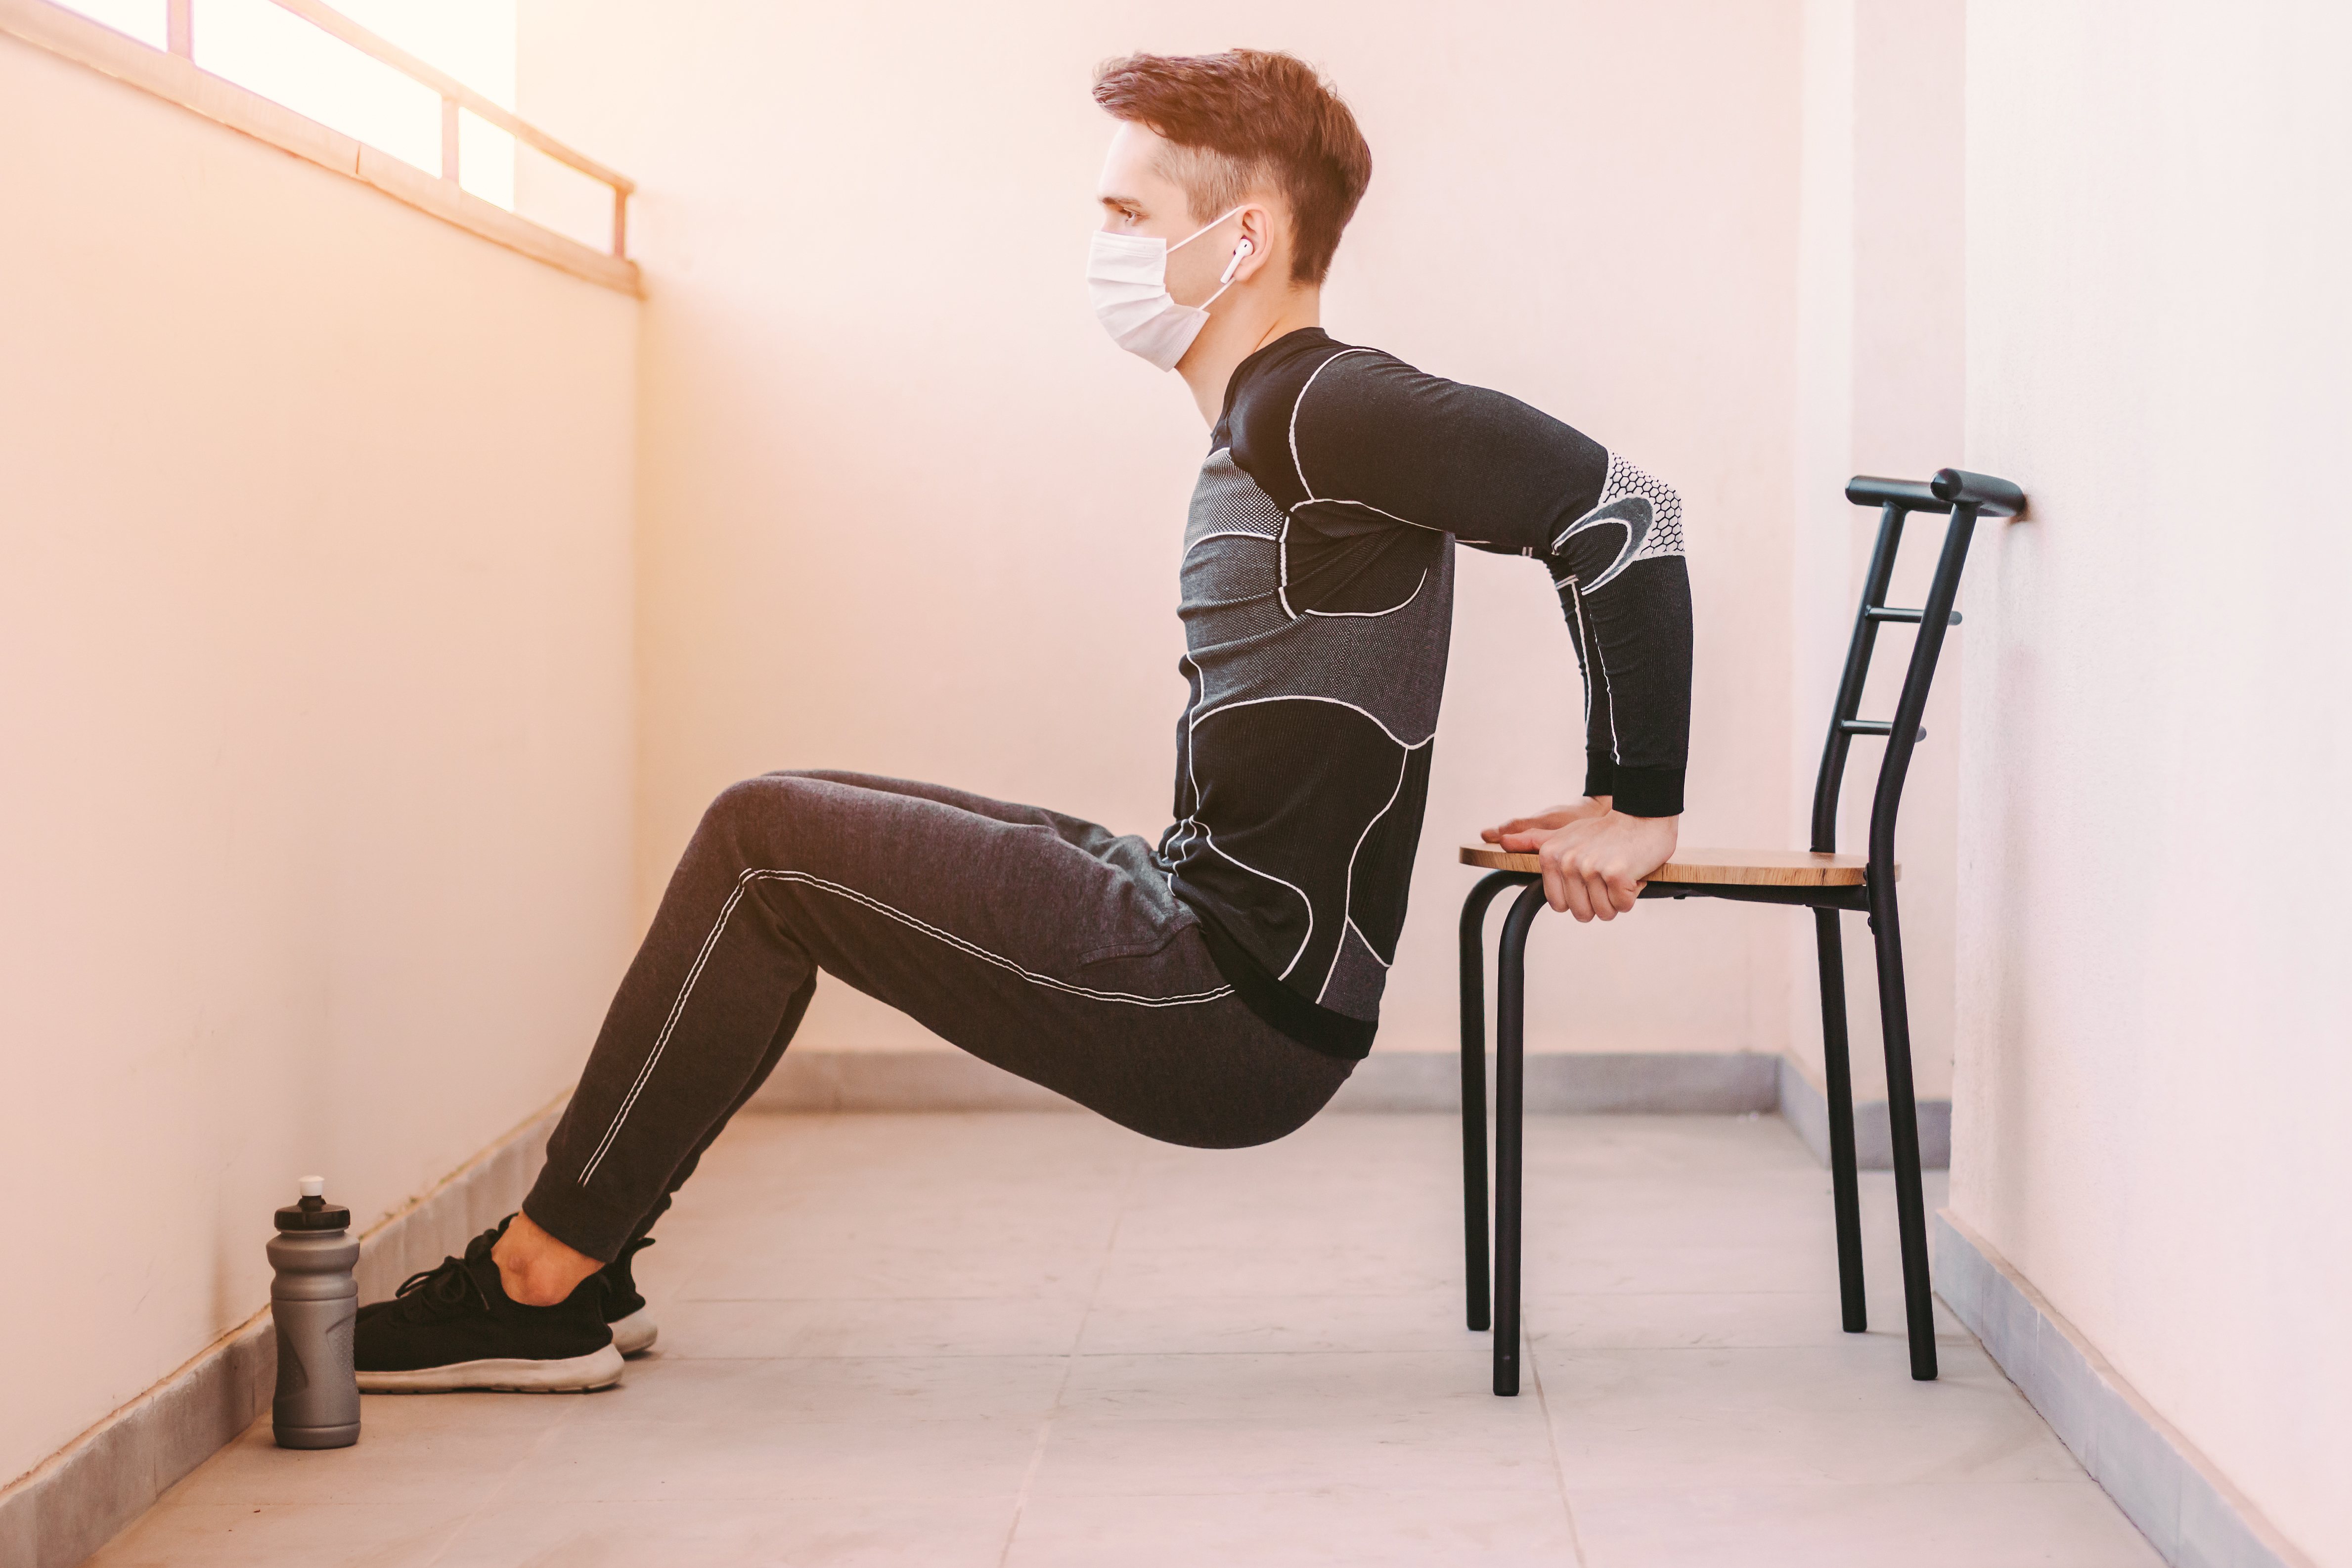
[1155,328,1693,1060]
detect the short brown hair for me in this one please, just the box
[1093,49,1372,286]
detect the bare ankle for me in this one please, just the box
[492,1210,604,1306]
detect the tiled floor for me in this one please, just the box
[89,1112,2161,1566]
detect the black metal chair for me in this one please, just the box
[1456,466,2025,1396]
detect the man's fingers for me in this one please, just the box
[1585,869,1618,921]
[1489,806,1587,846]
[1548,843,1598,922]
[1559,864,1595,922]
[1527,814,1672,923]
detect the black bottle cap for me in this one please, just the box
[276,1179,351,1232]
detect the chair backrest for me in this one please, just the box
[1810,469,2026,883]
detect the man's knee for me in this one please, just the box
[698,773,802,840]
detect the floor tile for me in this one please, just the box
[152,1395,576,1509]
[678,1231,1112,1302]
[476,1353,1066,1505]
[657,1294,1089,1359]
[1533,1339,2086,1487]
[85,1501,467,1568]
[1033,1352,1559,1496]
[493,1406,1045,1504]
[1092,1242,1463,1301]
[560,1352,1072,1427]
[1077,1290,1474,1355]
[1005,1488,1583,1568]
[1525,1289,1966,1350]
[1571,1480,2164,1567]
[431,1496,1015,1568]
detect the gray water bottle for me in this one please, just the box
[268,1176,360,1449]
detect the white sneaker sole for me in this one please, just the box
[610,1308,659,1357]
[357,1344,625,1393]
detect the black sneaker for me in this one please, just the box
[602,1236,659,1357]
[355,1225,623,1393]
[362,1218,662,1353]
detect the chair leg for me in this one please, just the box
[1813,908,1867,1333]
[1867,889,1939,1381]
[1460,871,1520,1333]
[1492,883,1547,1397]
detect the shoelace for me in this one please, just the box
[391,1236,495,1321]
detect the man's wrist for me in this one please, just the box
[1603,764,1685,819]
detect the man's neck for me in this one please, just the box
[1177,287,1323,426]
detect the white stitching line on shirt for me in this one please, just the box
[1318,744,1412,1006]
[1568,579,1620,764]
[1287,347,1376,506]
[1178,672,1317,978]
[1301,568,1428,619]
[1192,691,1437,751]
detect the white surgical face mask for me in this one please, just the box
[1087,207,1249,371]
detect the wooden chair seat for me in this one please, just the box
[1458,844,1891,887]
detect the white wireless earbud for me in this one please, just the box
[1219,236,1254,286]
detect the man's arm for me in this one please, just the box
[1241,348,1693,919]
[1542,450,1692,820]
[1506,448,1693,920]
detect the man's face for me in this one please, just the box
[1096,122,1245,311]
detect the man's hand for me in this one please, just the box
[1483,799,1680,923]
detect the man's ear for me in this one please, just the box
[1219,235,1255,285]
[1230,204,1281,284]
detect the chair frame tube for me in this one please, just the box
[1458,869,1523,1332]
[1806,493,1936,1344]
[1491,882,1548,1397]
[1861,497,1983,1379]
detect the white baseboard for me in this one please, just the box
[749,1046,1785,1116]
[1333,1049,1784,1114]
[1934,1209,2313,1568]
[749,1048,1950,1170]
[0,1099,564,1568]
[1776,1055,1952,1170]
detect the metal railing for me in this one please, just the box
[158,0,633,259]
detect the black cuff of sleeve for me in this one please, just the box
[1583,753,1616,800]
[1608,764,1685,818]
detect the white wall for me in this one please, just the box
[1786,0,1966,1103]
[0,35,638,1486]
[518,0,1806,1061]
[1954,3,2352,1561]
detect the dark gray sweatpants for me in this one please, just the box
[522,770,1355,1262]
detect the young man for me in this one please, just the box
[354,49,1691,1392]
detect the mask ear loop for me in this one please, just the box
[1171,205,1251,253]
